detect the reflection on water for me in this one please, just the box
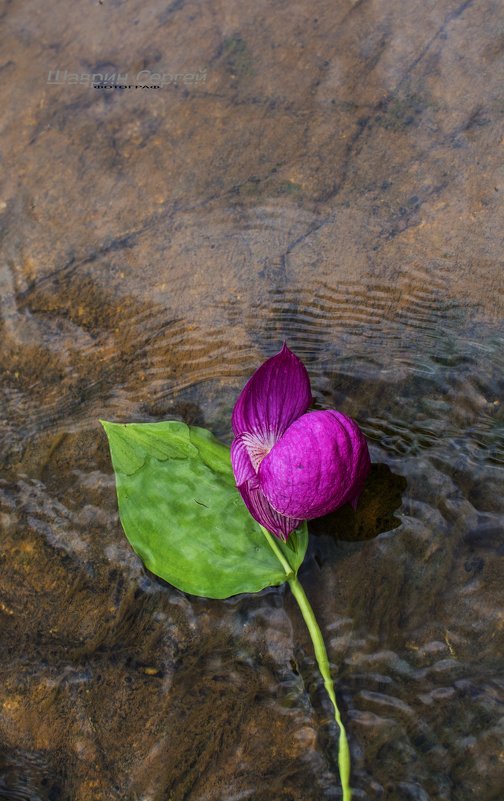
[1,0,504,798]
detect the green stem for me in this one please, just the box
[258,525,352,800]
[288,574,352,801]
[259,525,294,578]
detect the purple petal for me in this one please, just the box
[238,477,302,541]
[232,343,312,441]
[230,436,256,486]
[259,410,370,520]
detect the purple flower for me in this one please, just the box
[231,344,371,541]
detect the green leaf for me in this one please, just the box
[101,421,308,599]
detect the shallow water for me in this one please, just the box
[1,0,504,799]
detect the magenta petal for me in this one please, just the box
[230,436,255,486]
[259,410,370,520]
[232,343,312,440]
[238,477,302,541]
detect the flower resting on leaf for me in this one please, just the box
[231,344,371,541]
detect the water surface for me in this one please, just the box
[1,0,503,799]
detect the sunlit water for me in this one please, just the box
[1,0,504,799]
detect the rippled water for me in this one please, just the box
[2,0,504,799]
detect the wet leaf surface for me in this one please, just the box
[102,420,307,598]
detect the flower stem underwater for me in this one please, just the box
[259,526,352,800]
[288,574,352,801]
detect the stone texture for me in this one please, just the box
[1,0,503,799]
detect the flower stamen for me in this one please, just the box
[241,430,277,472]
